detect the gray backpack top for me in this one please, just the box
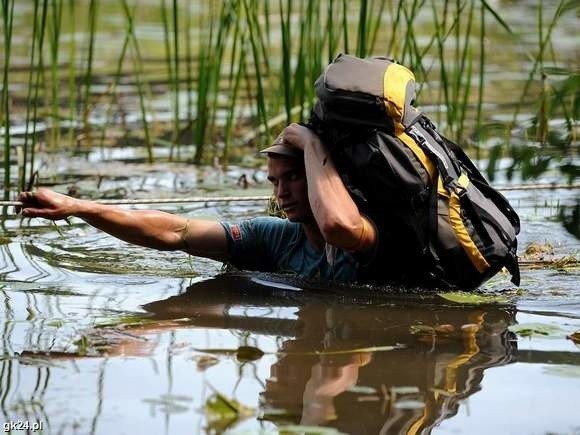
[309,54,520,289]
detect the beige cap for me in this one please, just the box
[259,132,303,157]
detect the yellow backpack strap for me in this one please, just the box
[448,174,491,273]
[397,132,437,182]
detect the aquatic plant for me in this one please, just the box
[1,0,15,200]
[0,0,577,196]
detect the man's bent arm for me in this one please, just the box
[283,124,376,253]
[17,189,229,261]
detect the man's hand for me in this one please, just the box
[282,123,316,151]
[17,188,81,220]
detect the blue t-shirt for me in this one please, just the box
[220,217,360,281]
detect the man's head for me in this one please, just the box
[260,135,313,223]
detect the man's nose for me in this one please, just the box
[275,181,289,198]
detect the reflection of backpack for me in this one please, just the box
[310,54,520,289]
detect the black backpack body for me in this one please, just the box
[310,54,520,289]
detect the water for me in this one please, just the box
[0,157,579,435]
[1,1,579,433]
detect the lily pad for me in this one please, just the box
[438,291,509,305]
[508,323,563,338]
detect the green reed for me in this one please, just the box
[27,0,49,190]
[161,0,181,159]
[184,0,193,125]
[81,0,98,148]
[65,0,77,150]
[122,0,153,162]
[191,0,238,163]
[98,24,130,151]
[48,0,63,151]
[0,0,577,193]
[1,0,15,200]
[223,4,246,166]
[19,0,39,193]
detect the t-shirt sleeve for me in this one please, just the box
[220,216,296,272]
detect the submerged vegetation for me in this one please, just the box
[0,0,578,199]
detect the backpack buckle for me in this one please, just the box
[454,184,467,197]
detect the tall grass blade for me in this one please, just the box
[356,0,367,57]
[243,0,269,146]
[28,0,49,188]
[82,0,98,148]
[341,0,349,53]
[1,0,15,200]
[279,0,292,123]
[121,0,153,163]
[66,0,77,151]
[48,0,63,151]
[19,0,40,192]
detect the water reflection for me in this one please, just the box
[141,273,518,433]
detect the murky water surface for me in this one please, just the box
[1,1,579,433]
[0,157,579,435]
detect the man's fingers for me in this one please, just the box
[21,207,44,218]
[15,191,34,214]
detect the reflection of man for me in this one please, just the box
[18,124,383,282]
[134,276,517,433]
[300,353,372,425]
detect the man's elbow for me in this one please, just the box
[319,218,360,248]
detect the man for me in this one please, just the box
[17,124,379,282]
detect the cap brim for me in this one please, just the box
[259,143,303,157]
[259,131,303,157]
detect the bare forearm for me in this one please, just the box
[75,201,186,250]
[303,136,363,243]
[19,188,229,260]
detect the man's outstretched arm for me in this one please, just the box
[282,124,376,254]
[17,188,229,261]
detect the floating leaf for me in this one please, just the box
[542,365,580,379]
[143,394,192,415]
[204,393,254,433]
[48,320,64,328]
[508,323,563,338]
[236,346,264,362]
[438,292,509,305]
[567,331,580,344]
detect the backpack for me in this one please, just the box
[309,54,520,289]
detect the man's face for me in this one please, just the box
[267,156,313,223]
